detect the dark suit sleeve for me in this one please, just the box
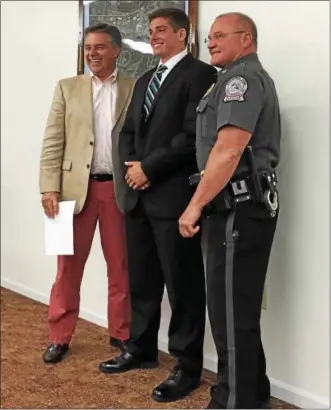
[140,65,217,184]
[118,84,139,164]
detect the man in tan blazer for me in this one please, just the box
[39,23,135,364]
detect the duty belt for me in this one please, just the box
[228,171,278,214]
[189,171,279,217]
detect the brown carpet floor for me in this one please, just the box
[0,287,298,409]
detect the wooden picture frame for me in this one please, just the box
[77,0,199,77]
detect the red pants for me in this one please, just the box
[48,180,130,343]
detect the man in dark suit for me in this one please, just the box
[99,8,217,403]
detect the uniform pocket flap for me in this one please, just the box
[62,159,72,171]
[196,99,208,113]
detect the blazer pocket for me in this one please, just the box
[62,159,72,171]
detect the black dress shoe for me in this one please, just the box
[99,351,158,374]
[109,337,128,353]
[43,343,69,364]
[152,368,200,402]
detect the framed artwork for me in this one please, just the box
[77,0,199,78]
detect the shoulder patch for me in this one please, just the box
[203,83,215,98]
[224,76,247,102]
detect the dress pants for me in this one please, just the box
[205,201,278,408]
[125,199,206,377]
[48,180,130,343]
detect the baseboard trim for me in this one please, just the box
[0,277,110,329]
[267,377,329,409]
[2,277,50,305]
[1,277,329,409]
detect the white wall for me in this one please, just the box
[1,1,329,408]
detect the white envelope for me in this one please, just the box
[44,201,76,255]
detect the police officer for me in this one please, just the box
[179,12,281,409]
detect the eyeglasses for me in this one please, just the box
[204,31,246,44]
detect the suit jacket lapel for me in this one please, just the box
[137,71,154,129]
[78,75,93,132]
[113,71,132,132]
[146,54,193,120]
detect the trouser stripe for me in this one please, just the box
[225,209,237,409]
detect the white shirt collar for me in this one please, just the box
[89,67,118,83]
[158,49,188,72]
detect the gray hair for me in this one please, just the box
[84,23,122,48]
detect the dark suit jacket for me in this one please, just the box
[119,53,217,219]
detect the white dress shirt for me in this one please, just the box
[158,49,188,85]
[90,67,118,175]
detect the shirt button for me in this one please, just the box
[86,164,90,169]
[90,141,94,146]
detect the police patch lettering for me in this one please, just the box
[224,76,248,102]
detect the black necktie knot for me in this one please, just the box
[156,64,168,74]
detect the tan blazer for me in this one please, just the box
[39,71,136,214]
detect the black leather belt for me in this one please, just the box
[90,174,113,182]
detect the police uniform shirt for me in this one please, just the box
[196,53,281,178]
